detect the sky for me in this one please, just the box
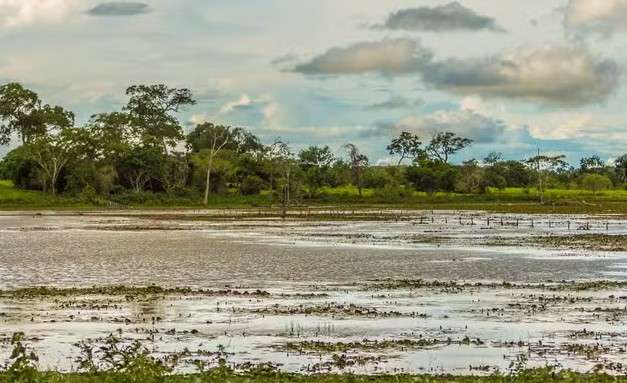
[1,0,627,165]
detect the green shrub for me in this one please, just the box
[581,174,613,194]
[240,175,265,195]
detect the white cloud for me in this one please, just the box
[380,109,507,143]
[525,113,627,144]
[293,38,619,106]
[0,0,78,28]
[564,0,627,37]
[218,94,255,115]
[423,45,619,106]
[291,38,433,75]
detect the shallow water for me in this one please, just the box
[0,211,626,374]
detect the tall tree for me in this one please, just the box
[0,83,73,146]
[299,145,335,198]
[188,123,233,205]
[119,147,164,193]
[483,152,503,166]
[525,151,567,204]
[86,112,134,162]
[387,132,423,166]
[344,143,369,197]
[426,132,473,164]
[264,139,293,200]
[28,125,89,196]
[579,155,605,173]
[124,85,195,151]
[615,154,627,185]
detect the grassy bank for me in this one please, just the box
[2,180,627,214]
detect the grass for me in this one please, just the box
[1,180,627,214]
[0,180,87,209]
[1,369,625,383]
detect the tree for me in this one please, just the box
[581,174,612,194]
[0,83,42,145]
[299,145,335,198]
[0,83,73,146]
[483,152,503,166]
[580,155,605,173]
[426,132,473,164]
[159,152,190,194]
[524,152,567,204]
[85,112,133,162]
[613,154,626,185]
[28,126,90,196]
[344,143,369,197]
[387,132,423,166]
[124,84,195,151]
[264,139,294,202]
[187,123,233,205]
[406,160,458,194]
[455,159,487,194]
[119,147,164,193]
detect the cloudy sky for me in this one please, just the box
[1,0,627,164]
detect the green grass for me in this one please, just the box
[1,369,625,383]
[1,180,627,214]
[0,180,87,209]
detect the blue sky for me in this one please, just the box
[1,0,626,165]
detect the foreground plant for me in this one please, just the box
[1,333,626,383]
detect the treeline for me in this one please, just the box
[0,83,625,205]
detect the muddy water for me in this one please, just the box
[0,211,626,374]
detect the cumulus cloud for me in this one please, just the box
[525,113,627,146]
[219,95,257,114]
[564,0,627,37]
[380,2,503,32]
[0,0,78,28]
[421,45,619,106]
[87,2,150,16]
[212,95,281,126]
[290,37,619,106]
[366,96,424,110]
[375,110,506,143]
[291,38,433,75]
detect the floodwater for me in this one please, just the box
[0,210,626,374]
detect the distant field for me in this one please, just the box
[1,180,626,214]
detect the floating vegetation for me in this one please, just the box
[278,338,440,353]
[368,279,627,292]
[0,285,271,300]
[531,234,627,252]
[243,303,427,318]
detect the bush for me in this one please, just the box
[373,185,412,202]
[580,174,613,194]
[79,185,101,205]
[363,168,395,189]
[240,175,265,195]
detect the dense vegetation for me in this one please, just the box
[0,83,626,209]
